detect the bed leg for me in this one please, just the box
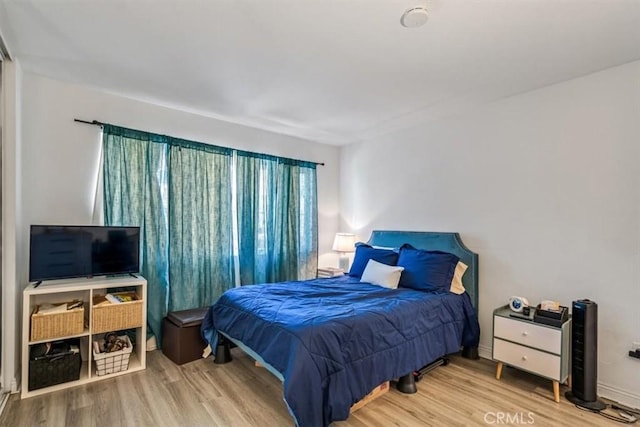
[396,374,417,394]
[214,335,232,364]
[462,346,479,360]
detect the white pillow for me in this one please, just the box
[360,259,404,289]
[449,261,468,294]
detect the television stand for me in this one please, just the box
[129,273,138,279]
[33,281,42,288]
[21,275,147,398]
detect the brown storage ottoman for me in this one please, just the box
[162,307,208,365]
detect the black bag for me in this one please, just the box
[29,341,81,391]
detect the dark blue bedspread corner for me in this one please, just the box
[201,305,219,351]
[461,291,481,348]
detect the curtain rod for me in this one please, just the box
[75,118,104,126]
[74,118,325,166]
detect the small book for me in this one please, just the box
[112,292,136,302]
[104,294,123,304]
[318,267,344,277]
[104,292,137,304]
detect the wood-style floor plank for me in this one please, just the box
[0,348,629,426]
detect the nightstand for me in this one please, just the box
[493,305,571,402]
[317,267,344,278]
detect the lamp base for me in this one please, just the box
[338,255,349,272]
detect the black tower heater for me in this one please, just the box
[565,299,606,411]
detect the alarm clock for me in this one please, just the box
[508,296,529,313]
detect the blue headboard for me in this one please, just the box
[367,230,479,310]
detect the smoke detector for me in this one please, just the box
[401,7,429,28]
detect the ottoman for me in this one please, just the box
[162,307,208,365]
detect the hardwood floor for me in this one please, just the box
[1,348,628,426]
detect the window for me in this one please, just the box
[101,124,318,342]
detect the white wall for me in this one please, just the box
[19,72,340,273]
[7,72,340,387]
[341,61,640,407]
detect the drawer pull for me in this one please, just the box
[521,356,527,361]
[522,331,528,336]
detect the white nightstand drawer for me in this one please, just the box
[494,316,561,354]
[493,338,561,380]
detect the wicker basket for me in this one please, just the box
[93,335,133,376]
[92,294,143,334]
[30,305,85,342]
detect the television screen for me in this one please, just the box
[29,225,140,282]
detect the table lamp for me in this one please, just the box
[332,233,356,271]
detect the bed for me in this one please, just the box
[201,231,480,427]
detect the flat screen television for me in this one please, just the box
[29,225,140,282]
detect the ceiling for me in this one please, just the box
[0,0,639,145]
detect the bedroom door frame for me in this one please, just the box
[1,47,20,401]
[0,52,7,412]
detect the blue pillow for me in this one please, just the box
[397,245,460,292]
[348,243,399,277]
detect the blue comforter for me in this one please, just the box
[202,276,480,427]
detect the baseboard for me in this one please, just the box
[147,335,157,352]
[478,344,492,360]
[599,383,640,410]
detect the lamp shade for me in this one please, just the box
[332,233,356,253]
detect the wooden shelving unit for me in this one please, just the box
[21,275,147,398]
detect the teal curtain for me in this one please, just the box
[103,124,319,344]
[236,152,318,284]
[292,160,318,280]
[167,141,234,311]
[102,126,235,346]
[236,153,278,285]
[103,126,170,346]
